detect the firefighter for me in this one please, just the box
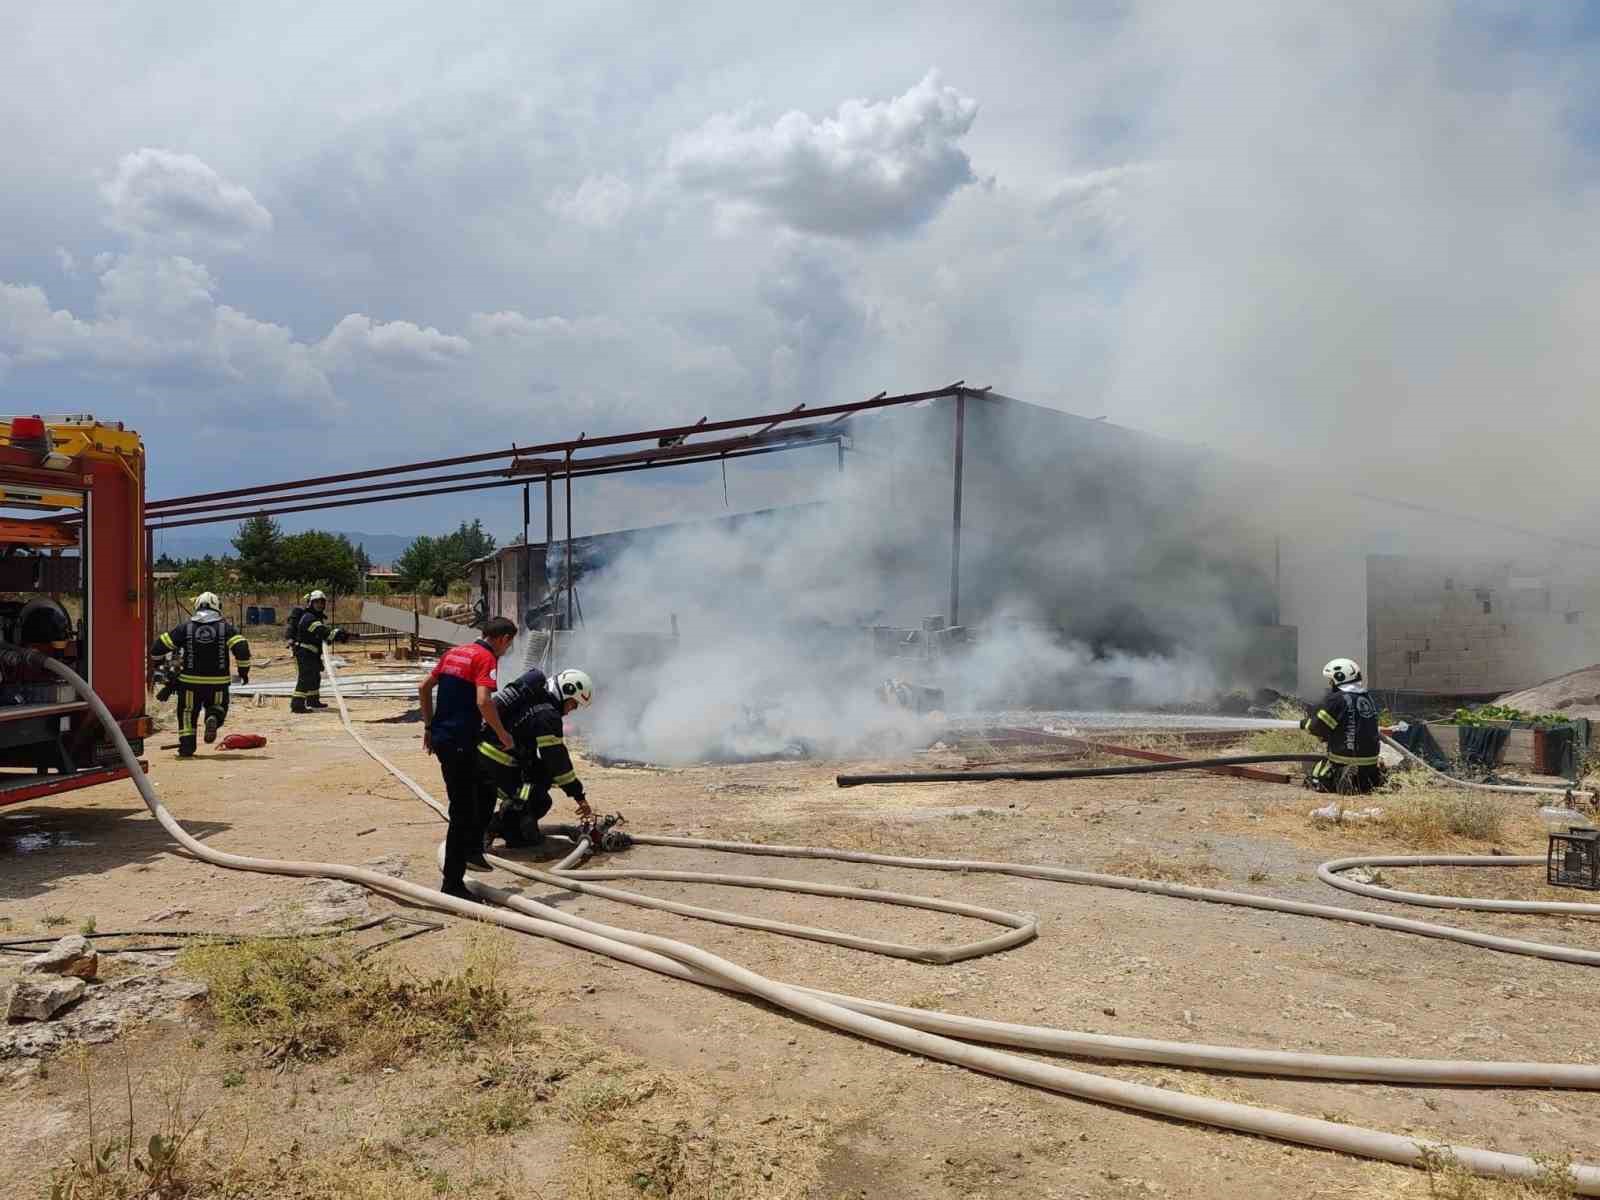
[1301,657,1384,794]
[483,667,594,850]
[149,591,250,757]
[290,590,345,712]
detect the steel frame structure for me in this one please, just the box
[142,382,989,628]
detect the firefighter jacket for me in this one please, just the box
[1301,683,1380,766]
[151,611,250,685]
[293,606,337,652]
[478,668,583,799]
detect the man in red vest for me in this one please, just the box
[418,617,518,898]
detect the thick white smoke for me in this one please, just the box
[569,398,1269,764]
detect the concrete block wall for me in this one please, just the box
[1367,555,1592,694]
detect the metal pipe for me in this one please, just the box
[150,425,843,520]
[564,451,574,630]
[147,384,966,510]
[950,391,965,627]
[148,465,513,518]
[837,754,1325,787]
[505,423,844,476]
[146,441,843,531]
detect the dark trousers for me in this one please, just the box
[1307,759,1385,794]
[293,646,322,707]
[439,743,492,887]
[479,752,552,846]
[175,684,229,757]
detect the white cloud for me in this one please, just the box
[55,247,78,276]
[546,174,634,229]
[467,310,625,342]
[316,313,472,373]
[0,256,331,404]
[0,280,120,367]
[100,148,273,249]
[95,252,218,323]
[669,71,979,237]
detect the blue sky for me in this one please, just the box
[4,2,1599,543]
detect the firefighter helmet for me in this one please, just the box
[1322,657,1362,686]
[553,668,593,708]
[307,589,327,605]
[194,591,220,612]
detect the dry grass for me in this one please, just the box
[49,1043,213,1200]
[1374,775,1506,848]
[1099,729,1213,755]
[1414,1152,1574,1196]
[1272,698,1310,722]
[1101,849,1224,884]
[1246,727,1323,756]
[1350,1147,1577,1199]
[177,929,518,1067]
[219,1140,522,1199]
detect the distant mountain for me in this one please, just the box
[150,531,418,566]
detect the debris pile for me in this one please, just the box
[1495,664,1600,720]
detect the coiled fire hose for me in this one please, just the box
[23,641,1600,1192]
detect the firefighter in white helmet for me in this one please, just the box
[482,666,595,851]
[149,591,251,757]
[1300,657,1384,793]
[290,590,345,713]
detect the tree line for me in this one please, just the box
[154,516,497,596]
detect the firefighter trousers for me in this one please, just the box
[292,646,322,709]
[1306,758,1385,795]
[478,753,552,847]
[175,684,229,757]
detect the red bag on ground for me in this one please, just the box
[219,733,267,750]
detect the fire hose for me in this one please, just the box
[14,640,1600,1192]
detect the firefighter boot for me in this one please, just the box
[290,699,308,714]
[204,714,220,744]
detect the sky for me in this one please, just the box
[4,1,1600,545]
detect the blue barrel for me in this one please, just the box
[258,605,276,625]
[245,606,260,625]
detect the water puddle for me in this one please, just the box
[4,827,91,854]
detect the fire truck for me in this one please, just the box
[0,415,150,807]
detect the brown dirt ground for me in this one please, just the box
[3,651,1599,1198]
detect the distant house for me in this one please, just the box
[365,564,399,583]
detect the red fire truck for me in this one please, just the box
[0,415,150,806]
